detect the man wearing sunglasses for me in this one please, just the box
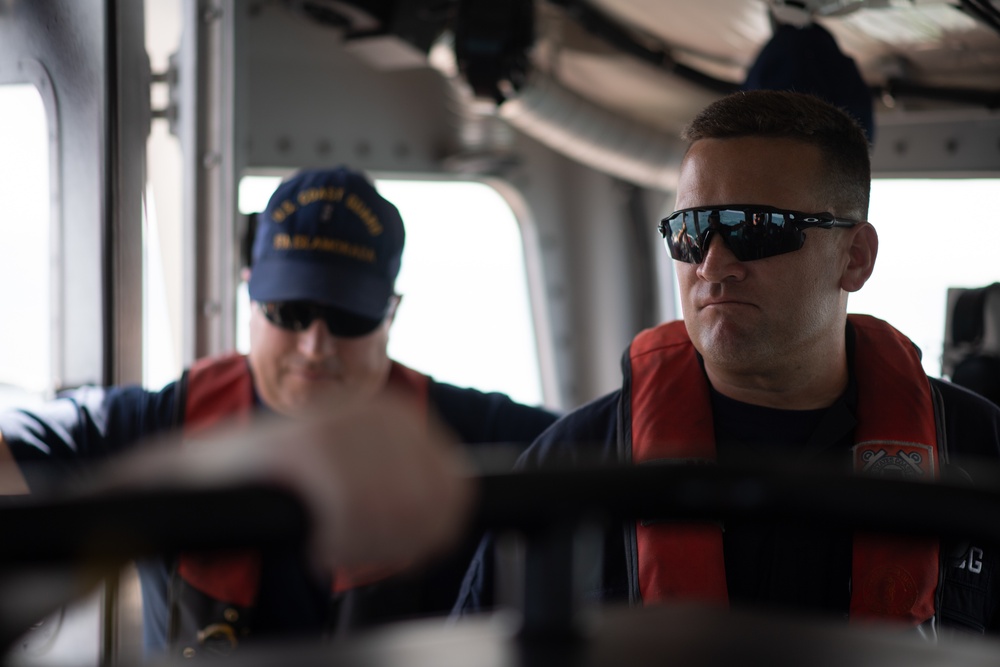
[457,90,1000,634]
[0,166,558,656]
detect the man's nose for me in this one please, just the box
[297,318,335,357]
[696,234,746,283]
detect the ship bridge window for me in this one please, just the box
[238,176,545,407]
[0,83,51,409]
[848,178,1000,378]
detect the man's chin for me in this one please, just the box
[280,382,347,415]
[309,384,383,413]
[693,318,746,351]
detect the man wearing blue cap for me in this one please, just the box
[245,167,414,419]
[0,166,558,656]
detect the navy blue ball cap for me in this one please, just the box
[248,166,405,321]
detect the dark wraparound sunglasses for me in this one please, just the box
[659,205,863,264]
[257,301,384,338]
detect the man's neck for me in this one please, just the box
[703,344,849,411]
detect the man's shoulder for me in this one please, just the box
[426,378,555,417]
[931,376,1000,420]
[517,390,622,469]
[930,376,1000,463]
[546,390,622,437]
[424,378,559,446]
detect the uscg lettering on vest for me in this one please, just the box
[958,546,984,574]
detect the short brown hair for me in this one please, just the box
[681,90,871,220]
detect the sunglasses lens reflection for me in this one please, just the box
[663,208,806,263]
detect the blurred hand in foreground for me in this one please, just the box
[101,391,476,571]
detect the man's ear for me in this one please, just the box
[241,267,252,283]
[841,222,878,293]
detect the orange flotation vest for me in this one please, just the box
[625,315,940,625]
[176,353,429,607]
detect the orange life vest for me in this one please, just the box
[176,353,429,607]
[626,315,940,625]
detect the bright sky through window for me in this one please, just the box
[0,84,49,403]
[849,178,1000,378]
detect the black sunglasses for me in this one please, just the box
[257,301,384,338]
[659,205,863,264]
